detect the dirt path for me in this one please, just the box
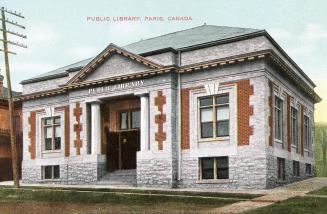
[215,177,327,214]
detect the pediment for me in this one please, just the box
[67,43,162,85]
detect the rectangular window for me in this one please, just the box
[293,161,300,177]
[291,107,299,153]
[274,96,284,142]
[199,94,229,139]
[277,157,286,180]
[42,165,60,180]
[304,116,310,150]
[43,116,61,151]
[200,156,229,180]
[119,110,140,130]
[306,164,312,175]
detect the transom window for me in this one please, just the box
[291,107,299,153]
[119,110,140,130]
[43,117,61,151]
[42,165,60,180]
[274,96,284,142]
[200,157,229,180]
[199,94,229,138]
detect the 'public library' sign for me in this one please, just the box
[88,80,144,94]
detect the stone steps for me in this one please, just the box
[97,169,137,186]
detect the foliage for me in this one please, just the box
[314,122,327,177]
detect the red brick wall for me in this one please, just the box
[64,106,70,157]
[236,80,254,146]
[28,111,36,160]
[181,88,191,150]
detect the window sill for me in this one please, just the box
[41,178,60,181]
[196,179,232,184]
[42,150,62,154]
[274,139,283,144]
[199,137,229,143]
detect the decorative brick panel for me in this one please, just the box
[300,104,304,156]
[73,102,83,155]
[154,91,166,150]
[286,94,291,152]
[64,106,70,157]
[28,111,36,160]
[268,80,273,147]
[236,80,254,146]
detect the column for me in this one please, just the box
[140,94,150,151]
[91,100,101,155]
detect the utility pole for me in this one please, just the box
[0,7,27,188]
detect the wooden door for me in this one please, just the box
[121,130,140,169]
[107,132,119,172]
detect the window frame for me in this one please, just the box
[293,161,300,177]
[304,115,311,151]
[42,116,61,152]
[274,96,284,143]
[199,156,229,180]
[199,94,230,139]
[118,109,141,131]
[277,157,286,181]
[42,165,60,180]
[291,107,299,153]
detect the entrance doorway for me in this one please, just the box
[102,97,140,172]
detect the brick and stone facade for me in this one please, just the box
[19,25,320,189]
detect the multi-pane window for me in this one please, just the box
[291,107,299,153]
[200,157,229,180]
[306,164,312,175]
[277,157,286,180]
[304,116,311,150]
[199,94,229,138]
[119,110,140,130]
[42,165,60,180]
[293,161,300,177]
[43,117,61,151]
[274,96,284,142]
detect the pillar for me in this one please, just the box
[140,94,150,151]
[91,100,101,155]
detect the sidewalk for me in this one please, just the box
[215,177,327,214]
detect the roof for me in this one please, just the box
[21,25,263,84]
[1,86,22,99]
[123,25,261,54]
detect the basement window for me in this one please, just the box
[306,164,312,175]
[277,157,286,180]
[293,161,300,177]
[200,157,229,180]
[42,165,60,180]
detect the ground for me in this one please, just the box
[0,178,327,213]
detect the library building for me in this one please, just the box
[19,25,320,189]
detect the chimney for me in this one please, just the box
[0,74,3,97]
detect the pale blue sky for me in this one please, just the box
[1,0,327,121]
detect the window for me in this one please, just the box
[274,96,284,142]
[42,165,60,180]
[43,117,61,151]
[277,157,285,180]
[306,164,312,175]
[119,110,140,130]
[304,116,311,150]
[291,107,299,153]
[199,94,229,138]
[200,157,229,180]
[293,161,300,177]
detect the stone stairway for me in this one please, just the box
[97,169,137,186]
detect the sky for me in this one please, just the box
[1,0,327,122]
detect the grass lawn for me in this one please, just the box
[0,187,252,214]
[245,196,327,214]
[308,186,327,195]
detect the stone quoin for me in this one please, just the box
[19,25,320,189]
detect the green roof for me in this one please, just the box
[22,25,262,84]
[1,86,22,99]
